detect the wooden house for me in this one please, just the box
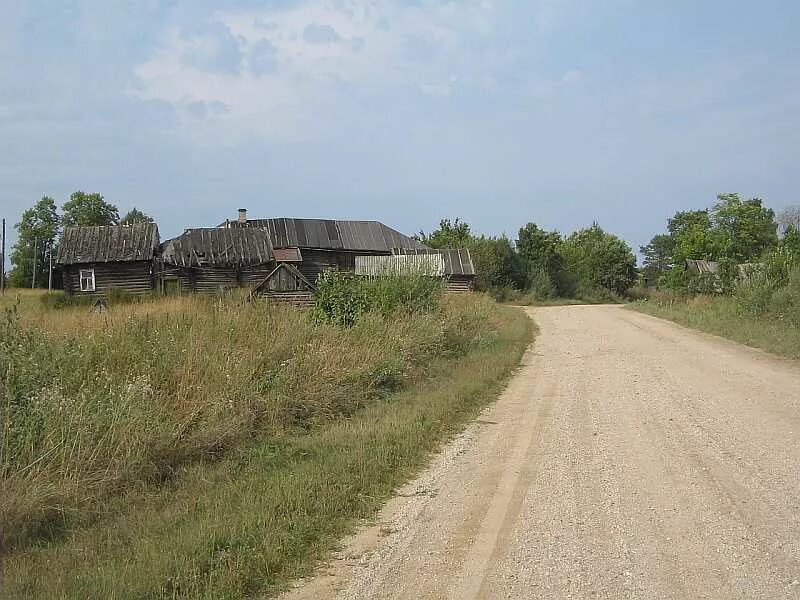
[159,228,275,294]
[57,223,160,296]
[221,211,428,283]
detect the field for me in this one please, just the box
[0,289,532,598]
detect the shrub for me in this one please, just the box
[526,266,556,300]
[313,270,443,327]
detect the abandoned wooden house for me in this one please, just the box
[56,211,474,299]
[220,209,475,291]
[159,227,275,295]
[57,223,160,296]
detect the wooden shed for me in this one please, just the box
[56,223,160,296]
[159,228,274,294]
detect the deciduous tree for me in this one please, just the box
[10,196,59,287]
[120,208,154,225]
[61,191,119,227]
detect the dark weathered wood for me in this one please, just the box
[63,261,154,296]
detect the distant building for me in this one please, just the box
[56,210,474,300]
[56,223,160,296]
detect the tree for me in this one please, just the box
[710,193,778,263]
[9,196,59,287]
[61,191,119,227]
[420,218,472,248]
[667,209,719,264]
[469,235,524,291]
[776,206,800,237]
[560,224,637,295]
[782,224,800,256]
[120,207,154,225]
[640,234,675,283]
[516,222,568,296]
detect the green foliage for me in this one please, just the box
[734,248,795,316]
[516,223,569,295]
[420,218,472,248]
[10,196,60,288]
[313,270,442,327]
[782,224,800,255]
[469,235,525,291]
[639,234,675,284]
[61,191,119,227]
[559,224,637,295]
[712,193,778,263]
[526,265,556,300]
[667,209,720,264]
[120,207,154,225]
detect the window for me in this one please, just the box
[79,269,95,292]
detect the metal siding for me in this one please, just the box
[355,254,444,277]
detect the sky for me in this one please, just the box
[2,0,799,271]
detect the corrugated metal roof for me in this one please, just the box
[392,248,475,276]
[57,223,160,265]
[161,228,273,267]
[227,218,426,252]
[355,254,445,277]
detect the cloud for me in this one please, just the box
[134,0,501,140]
[303,23,343,44]
[180,22,244,75]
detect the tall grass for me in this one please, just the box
[631,266,800,358]
[1,287,531,598]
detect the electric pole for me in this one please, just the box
[47,243,53,291]
[32,236,38,289]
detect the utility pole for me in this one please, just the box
[1,217,5,295]
[47,243,53,291]
[32,236,38,289]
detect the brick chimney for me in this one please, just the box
[238,208,247,224]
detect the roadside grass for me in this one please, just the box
[629,295,800,359]
[1,292,532,598]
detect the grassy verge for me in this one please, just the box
[629,296,800,359]
[1,292,532,598]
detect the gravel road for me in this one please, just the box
[283,305,800,599]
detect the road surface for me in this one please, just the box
[283,305,800,599]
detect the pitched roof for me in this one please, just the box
[161,228,273,267]
[392,247,475,276]
[225,218,426,252]
[685,259,720,274]
[57,223,160,265]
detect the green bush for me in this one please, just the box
[313,270,443,327]
[526,266,556,300]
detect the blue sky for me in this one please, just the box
[2,0,799,270]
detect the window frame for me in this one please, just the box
[79,268,96,292]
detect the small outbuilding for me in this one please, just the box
[57,223,160,296]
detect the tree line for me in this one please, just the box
[420,219,638,300]
[640,193,800,292]
[6,192,152,288]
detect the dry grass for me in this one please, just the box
[0,290,532,598]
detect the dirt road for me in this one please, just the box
[283,305,800,599]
